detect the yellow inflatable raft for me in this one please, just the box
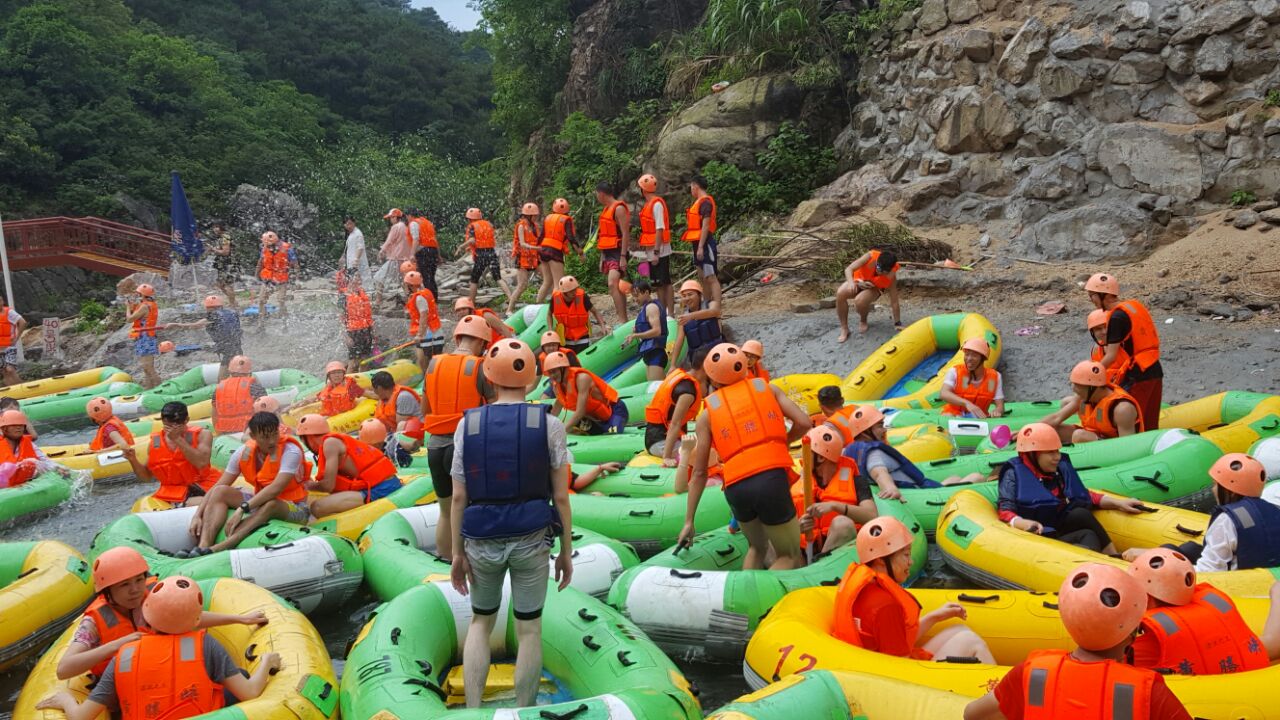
[41,419,215,482]
[282,359,422,433]
[937,489,1278,597]
[0,366,132,401]
[0,541,94,671]
[16,576,340,720]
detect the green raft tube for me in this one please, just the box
[340,572,701,719]
[0,470,81,526]
[572,484,734,557]
[358,505,639,600]
[605,498,928,662]
[90,508,363,614]
[527,317,683,400]
[506,303,551,347]
[109,366,321,417]
[20,380,144,422]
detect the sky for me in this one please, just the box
[411,0,481,30]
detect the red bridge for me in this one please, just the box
[1,216,172,277]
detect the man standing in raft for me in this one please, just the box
[1084,272,1163,429]
[835,249,902,343]
[549,275,609,356]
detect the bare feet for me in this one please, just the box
[858,321,870,334]
[837,328,850,344]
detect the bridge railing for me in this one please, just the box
[2,216,172,272]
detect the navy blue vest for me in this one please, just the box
[460,403,554,539]
[684,303,723,355]
[634,300,668,354]
[847,440,937,489]
[1209,497,1280,570]
[1003,457,1092,527]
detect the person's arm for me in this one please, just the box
[307,438,343,493]
[549,419,573,590]
[1039,395,1081,427]
[667,327,686,373]
[1113,401,1139,436]
[1100,310,1131,369]
[1264,582,1280,661]
[615,204,630,258]
[565,374,592,430]
[661,394,696,464]
[677,414,713,547]
[481,313,514,338]
[590,307,610,336]
[845,253,871,284]
[414,297,430,341]
[963,693,1007,720]
[992,375,1005,418]
[679,299,722,322]
[222,653,281,702]
[198,610,268,629]
[123,304,146,324]
[771,385,813,444]
[14,315,27,340]
[938,368,977,416]
[175,428,213,469]
[36,691,110,720]
[55,623,143,680]
[570,462,621,492]
[886,275,902,327]
[917,602,967,639]
[449,426,470,594]
[1194,514,1237,573]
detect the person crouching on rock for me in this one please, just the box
[835,249,902,343]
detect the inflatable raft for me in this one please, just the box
[0,366,131,401]
[20,380,143,422]
[527,317,683,400]
[281,359,423,433]
[606,499,927,661]
[0,541,93,670]
[937,489,1278,597]
[340,578,701,719]
[508,303,550,347]
[574,483,735,556]
[90,509,363,614]
[709,669,969,720]
[109,367,321,418]
[0,468,81,525]
[16,577,340,720]
[39,418,216,483]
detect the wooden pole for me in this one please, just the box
[359,340,414,367]
[801,442,815,559]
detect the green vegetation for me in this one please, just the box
[1231,189,1257,207]
[73,299,108,333]
[1265,89,1280,108]
[703,121,837,224]
[472,0,574,144]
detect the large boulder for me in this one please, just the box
[227,185,319,240]
[997,17,1049,84]
[1015,201,1154,260]
[1168,1,1254,44]
[814,164,899,208]
[934,87,1022,153]
[1092,124,1203,201]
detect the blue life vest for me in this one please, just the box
[1209,497,1280,570]
[846,441,938,489]
[460,403,554,540]
[1003,456,1091,527]
[684,302,723,355]
[634,300,668,354]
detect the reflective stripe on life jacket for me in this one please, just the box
[468,220,496,250]
[84,577,156,677]
[259,242,290,283]
[313,433,396,495]
[681,195,717,242]
[644,369,703,429]
[406,289,441,337]
[423,354,485,436]
[1003,456,1092,528]
[1208,497,1280,570]
[853,250,898,291]
[941,365,1000,417]
[375,385,421,432]
[791,457,862,544]
[239,436,310,503]
[319,377,363,416]
[542,214,572,252]
[1135,583,1268,676]
[704,377,793,487]
[1081,385,1144,439]
[1021,649,1155,720]
[460,403,554,539]
[147,429,218,503]
[212,376,256,434]
[831,563,922,656]
[847,440,933,489]
[345,289,373,331]
[638,196,669,248]
[1107,299,1160,373]
[0,435,38,486]
[90,417,136,452]
[551,289,591,342]
[129,300,158,339]
[115,631,226,720]
[633,299,667,354]
[555,367,618,423]
[597,200,629,250]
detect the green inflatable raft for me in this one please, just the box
[527,316,682,400]
[20,380,143,422]
[0,470,79,526]
[572,484,734,557]
[507,303,550,347]
[605,498,928,662]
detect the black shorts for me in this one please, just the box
[428,442,454,499]
[416,246,439,271]
[652,255,672,287]
[641,347,668,367]
[470,249,501,283]
[539,247,565,264]
[692,236,718,277]
[348,328,373,359]
[723,468,795,525]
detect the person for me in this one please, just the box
[411,209,440,298]
[38,574,280,720]
[87,397,134,453]
[679,343,812,570]
[297,414,400,517]
[255,231,292,323]
[0,300,25,387]
[636,173,674,310]
[681,175,722,306]
[549,276,609,355]
[1084,272,1163,429]
[370,369,421,435]
[313,361,369,417]
[1040,360,1144,444]
[963,563,1193,720]
[123,283,161,388]
[404,271,443,377]
[545,352,629,435]
[122,402,219,506]
[423,314,492,558]
[453,296,515,345]
[536,330,581,372]
[1126,547,1279,676]
[811,385,848,426]
[52,547,266,682]
[509,203,543,315]
[457,207,515,305]
[668,280,724,371]
[795,426,877,554]
[252,396,294,437]
[208,222,240,312]
[1087,309,1127,385]
[939,338,1003,418]
[342,215,372,288]
[644,346,708,466]
[836,249,902,343]
[595,181,632,322]
[0,409,50,487]
[341,271,374,372]
[839,405,945,500]
[189,412,312,555]
[832,516,994,662]
[1186,453,1280,572]
[449,339,573,710]
[741,339,770,383]
[211,355,266,435]
[168,295,242,380]
[623,278,667,381]
[539,197,582,301]
[0,397,35,439]
[374,209,413,303]
[996,423,1144,554]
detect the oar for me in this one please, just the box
[801,441,816,562]
[359,340,414,368]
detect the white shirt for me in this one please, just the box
[1195,492,1280,572]
[941,367,1004,400]
[653,203,672,258]
[344,228,369,271]
[226,442,303,477]
[450,403,572,485]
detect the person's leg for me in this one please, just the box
[2,361,19,386]
[414,347,430,378]
[1070,427,1102,444]
[645,354,665,382]
[762,518,804,570]
[1051,506,1111,553]
[821,515,857,554]
[140,353,160,388]
[607,267,627,321]
[428,442,454,557]
[737,519,770,570]
[1129,377,1162,430]
[462,612,497,708]
[274,284,288,319]
[195,485,240,548]
[508,269,529,315]
[548,260,565,289]
[853,288,881,333]
[922,624,996,664]
[209,499,289,553]
[308,492,365,518]
[606,400,629,434]
[506,533,550,707]
[834,281,857,343]
[535,263,553,303]
[512,617,544,707]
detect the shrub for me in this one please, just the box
[1231,189,1257,207]
[699,121,837,225]
[1265,89,1280,108]
[79,300,107,323]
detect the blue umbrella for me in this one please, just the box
[170,170,201,261]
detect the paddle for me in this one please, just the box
[801,441,815,561]
[359,340,414,368]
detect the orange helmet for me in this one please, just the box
[136,283,156,298]
[0,410,28,429]
[559,276,580,294]
[961,338,990,358]
[1087,309,1108,330]
[617,279,633,295]
[142,576,204,635]
[399,260,417,275]
[1128,548,1196,606]
[844,405,885,439]
[383,208,403,220]
[485,339,536,387]
[855,516,914,564]
[253,396,280,414]
[1070,360,1108,387]
[1084,273,1120,296]
[465,207,483,220]
[92,546,148,592]
[741,339,764,358]
[1058,563,1146,651]
[229,355,252,374]
[522,202,540,216]
[540,331,561,348]
[1208,452,1266,498]
[703,343,747,386]
[637,174,658,193]
[1016,422,1062,453]
[552,198,570,214]
[203,294,223,310]
[297,413,330,437]
[324,361,346,376]
[87,396,113,423]
[403,271,423,287]
[261,231,279,244]
[806,425,844,464]
[359,418,388,446]
[542,351,571,375]
[158,341,175,353]
[453,315,491,342]
[679,279,703,296]
[454,297,475,312]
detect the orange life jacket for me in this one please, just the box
[513,217,540,263]
[319,377,363,416]
[542,213,572,253]
[555,367,618,423]
[942,365,1000,416]
[468,220,496,251]
[375,385,421,432]
[831,563,923,657]
[239,437,310,503]
[312,433,396,495]
[1107,300,1160,372]
[212,376,257,434]
[746,363,771,383]
[0,435,38,486]
[90,416,136,452]
[638,196,670,248]
[853,250,898,291]
[681,195,717,242]
[345,289,373,331]
[704,377,794,487]
[258,242,290,283]
[147,429,219,503]
[115,631,225,720]
[415,216,437,248]
[1090,343,1129,385]
[551,289,591,342]
[422,354,485,436]
[644,368,703,429]
[1021,649,1156,720]
[471,308,509,344]
[1081,385,1144,439]
[406,289,441,337]
[0,306,14,348]
[1133,584,1269,676]
[823,411,859,445]
[84,577,157,677]
[129,300,158,339]
[597,200,629,251]
[791,457,862,544]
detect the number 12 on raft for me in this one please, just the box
[772,644,817,681]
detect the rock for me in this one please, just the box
[934,87,1022,153]
[818,296,837,310]
[227,184,319,239]
[1151,287,1191,308]
[1260,208,1280,224]
[1173,77,1225,106]
[1261,223,1274,232]
[1169,1,1254,44]
[946,0,981,24]
[787,199,842,228]
[1050,29,1105,60]
[1255,0,1280,22]
[1198,130,1229,149]
[791,302,820,314]
[978,232,991,248]
[1253,200,1279,211]
[959,28,995,62]
[919,0,949,35]
[900,174,962,211]
[1094,123,1203,201]
[1120,0,1152,29]
[924,156,953,174]
[1157,268,1170,278]
[1218,273,1238,284]
[1111,51,1165,84]
[1162,44,1196,75]
[997,17,1049,84]
[815,164,898,208]
[1194,34,1235,78]
[1014,152,1086,200]
[1015,201,1153,260]
[1039,61,1090,99]
[1198,302,1238,317]
[1235,308,1256,321]
[1264,118,1280,136]
[1233,210,1261,228]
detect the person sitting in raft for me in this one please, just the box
[550,275,609,355]
[186,412,312,556]
[835,249,903,343]
[841,404,943,501]
[370,369,421,438]
[0,397,37,439]
[668,280,724,372]
[796,426,878,554]
[1127,547,1280,676]
[296,414,401,516]
[567,462,625,493]
[622,278,668,382]
[545,352,629,435]
[87,396,135,454]
[122,402,219,506]
[678,343,812,571]
[939,338,1003,418]
[300,360,372,418]
[741,339,770,383]
[211,355,266,435]
[452,296,513,345]
[536,331,581,373]
[53,547,266,682]
[809,385,849,427]
[832,516,994,663]
[963,563,1193,720]
[643,346,709,466]
[0,409,56,487]
[1087,309,1127,385]
[1039,360,1144,444]
[997,423,1144,554]
[39,575,281,720]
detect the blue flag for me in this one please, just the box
[170,171,201,261]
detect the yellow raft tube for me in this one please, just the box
[16,576,340,720]
[0,541,94,671]
[282,359,422,434]
[0,366,132,401]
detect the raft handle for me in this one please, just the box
[1042,601,1059,610]
[819,578,840,586]
[1131,471,1170,493]
[617,650,636,667]
[395,537,410,546]
[1175,524,1204,537]
[628,510,655,517]
[957,593,999,604]
[578,608,598,622]
[15,567,37,580]
[639,473,661,481]
[1133,504,1158,514]
[715,547,735,557]
[539,703,589,720]
[669,569,703,579]
[938,656,983,664]
[404,677,447,700]
[390,627,402,645]
[264,530,281,541]
[950,526,969,538]
[245,643,258,662]
[926,500,947,507]
[262,542,295,552]
[582,635,601,651]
